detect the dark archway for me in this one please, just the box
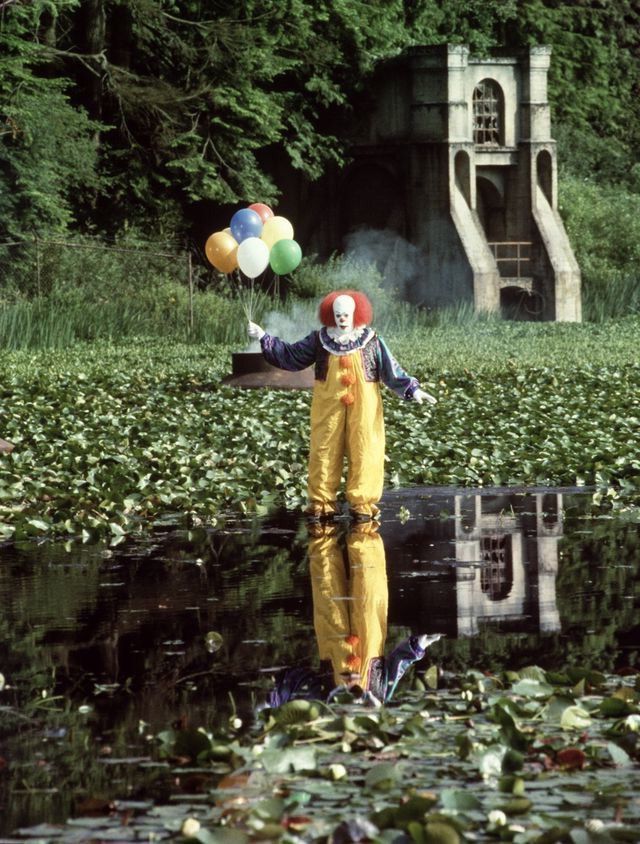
[454,150,471,207]
[339,162,405,237]
[536,149,553,205]
[480,535,513,601]
[476,175,505,240]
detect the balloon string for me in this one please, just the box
[240,297,250,324]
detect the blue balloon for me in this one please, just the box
[230,208,263,243]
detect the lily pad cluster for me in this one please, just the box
[10,665,640,842]
[1,331,639,539]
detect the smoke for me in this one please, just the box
[246,300,318,349]
[343,228,427,300]
[244,228,426,348]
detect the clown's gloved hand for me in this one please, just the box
[413,388,437,405]
[247,321,265,341]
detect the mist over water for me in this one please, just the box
[246,300,318,348]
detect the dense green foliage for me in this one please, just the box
[1,320,639,539]
[0,0,515,239]
[507,2,640,190]
[1,0,638,239]
[559,176,640,321]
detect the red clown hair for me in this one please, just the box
[318,290,373,328]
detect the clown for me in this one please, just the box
[248,289,436,521]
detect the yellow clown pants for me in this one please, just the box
[307,351,385,516]
[308,523,388,689]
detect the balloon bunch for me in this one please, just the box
[205,203,302,321]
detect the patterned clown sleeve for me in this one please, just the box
[376,335,420,399]
[260,330,318,371]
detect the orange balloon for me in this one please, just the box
[205,231,238,273]
[249,203,274,223]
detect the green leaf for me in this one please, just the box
[606,742,632,767]
[511,679,554,699]
[560,706,592,731]
[195,829,249,844]
[260,745,317,773]
[440,789,482,811]
[365,762,401,791]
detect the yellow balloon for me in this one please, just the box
[261,215,294,249]
[205,231,238,274]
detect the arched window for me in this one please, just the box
[473,79,503,146]
[480,535,513,600]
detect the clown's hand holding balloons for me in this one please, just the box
[248,290,437,523]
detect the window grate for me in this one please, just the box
[480,535,513,600]
[473,81,501,146]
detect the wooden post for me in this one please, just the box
[187,250,194,332]
[35,237,41,296]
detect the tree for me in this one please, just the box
[3,0,636,244]
[504,0,640,188]
[0,0,101,240]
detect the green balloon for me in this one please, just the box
[269,238,302,275]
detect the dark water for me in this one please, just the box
[1,486,639,834]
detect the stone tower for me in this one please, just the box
[341,44,582,321]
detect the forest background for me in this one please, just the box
[1,0,640,538]
[1,0,640,325]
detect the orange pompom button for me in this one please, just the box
[339,355,353,369]
[345,634,360,646]
[346,654,361,670]
[341,393,355,406]
[341,372,356,386]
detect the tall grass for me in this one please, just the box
[0,286,257,350]
[2,220,639,352]
[582,273,640,322]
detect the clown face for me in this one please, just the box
[332,294,356,333]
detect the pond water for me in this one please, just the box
[1,486,639,836]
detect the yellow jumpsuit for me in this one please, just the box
[308,523,387,690]
[260,327,419,518]
[308,351,384,518]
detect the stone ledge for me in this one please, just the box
[499,277,534,293]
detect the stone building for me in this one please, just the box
[295,44,581,321]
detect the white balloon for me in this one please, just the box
[237,237,269,278]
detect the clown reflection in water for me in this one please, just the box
[268,523,442,707]
[248,290,436,521]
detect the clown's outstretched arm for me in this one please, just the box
[377,337,437,404]
[247,322,317,371]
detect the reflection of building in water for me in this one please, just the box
[454,492,562,635]
[381,490,563,638]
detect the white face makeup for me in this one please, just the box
[332,294,356,333]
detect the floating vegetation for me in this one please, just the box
[5,665,640,842]
[1,323,640,539]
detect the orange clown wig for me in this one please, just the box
[318,290,373,328]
